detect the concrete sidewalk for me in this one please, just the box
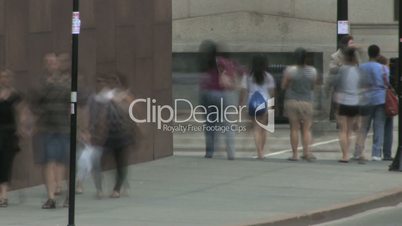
[1,156,402,226]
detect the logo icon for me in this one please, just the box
[254,98,275,133]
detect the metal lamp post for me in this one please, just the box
[68,0,80,225]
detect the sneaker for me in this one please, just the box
[383,157,394,161]
[372,156,382,161]
[42,199,56,209]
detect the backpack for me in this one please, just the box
[248,91,267,117]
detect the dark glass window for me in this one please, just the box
[395,0,399,21]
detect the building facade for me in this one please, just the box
[172,0,399,117]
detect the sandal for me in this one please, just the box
[54,187,62,196]
[338,160,349,163]
[42,199,56,209]
[287,157,299,161]
[302,154,317,162]
[0,199,8,208]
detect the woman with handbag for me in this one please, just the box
[198,40,240,160]
[377,55,395,161]
[359,45,389,161]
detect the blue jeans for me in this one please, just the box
[362,105,386,158]
[36,132,70,164]
[200,90,235,159]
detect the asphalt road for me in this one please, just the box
[316,203,402,226]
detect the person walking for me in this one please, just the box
[0,70,27,207]
[35,53,70,209]
[89,73,135,198]
[282,48,317,161]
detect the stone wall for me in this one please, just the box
[4,0,172,188]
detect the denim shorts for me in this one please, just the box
[35,132,69,164]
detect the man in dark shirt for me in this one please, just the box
[34,53,70,209]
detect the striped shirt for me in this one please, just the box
[284,66,317,102]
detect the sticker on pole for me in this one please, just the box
[71,103,75,115]
[71,92,77,103]
[337,20,349,35]
[72,12,81,34]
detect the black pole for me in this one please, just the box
[337,0,348,49]
[390,0,402,171]
[330,0,348,121]
[68,0,80,225]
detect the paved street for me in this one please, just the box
[317,204,402,226]
[1,154,402,225]
[1,121,402,226]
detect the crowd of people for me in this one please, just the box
[0,36,396,209]
[198,37,395,165]
[0,53,137,208]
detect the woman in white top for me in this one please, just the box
[240,55,275,159]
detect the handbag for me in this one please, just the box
[216,57,238,90]
[77,144,96,180]
[383,66,398,117]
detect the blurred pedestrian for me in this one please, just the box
[76,75,112,198]
[198,40,239,160]
[89,73,135,198]
[330,48,365,163]
[34,53,70,209]
[240,55,275,159]
[282,48,317,161]
[0,70,28,207]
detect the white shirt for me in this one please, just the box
[241,72,276,102]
